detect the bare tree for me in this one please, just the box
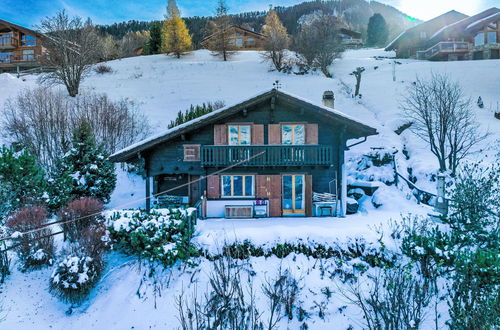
[293,14,344,77]
[401,74,487,176]
[2,87,151,171]
[205,0,237,61]
[38,10,100,97]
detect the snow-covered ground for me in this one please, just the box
[0,48,498,329]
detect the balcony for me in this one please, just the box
[0,54,36,65]
[0,36,18,49]
[201,145,334,167]
[420,41,471,60]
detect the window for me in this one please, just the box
[228,125,251,145]
[475,32,484,46]
[235,38,243,47]
[247,37,255,46]
[22,49,34,61]
[21,34,36,47]
[419,31,427,40]
[183,144,200,161]
[487,31,497,44]
[281,124,305,145]
[0,51,12,63]
[222,175,254,197]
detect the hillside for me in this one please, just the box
[0,49,499,329]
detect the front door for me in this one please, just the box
[282,174,305,215]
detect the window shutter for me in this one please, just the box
[214,125,227,145]
[183,144,200,161]
[252,124,264,145]
[207,175,220,199]
[268,124,281,145]
[305,174,313,216]
[269,175,282,217]
[306,124,318,145]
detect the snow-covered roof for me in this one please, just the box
[110,89,378,162]
[466,11,500,31]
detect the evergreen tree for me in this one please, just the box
[0,145,48,217]
[49,121,116,210]
[145,21,163,54]
[262,9,290,72]
[168,102,225,128]
[161,0,192,58]
[366,13,389,47]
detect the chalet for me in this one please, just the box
[110,89,378,219]
[339,28,363,48]
[424,7,500,60]
[0,19,44,73]
[201,25,267,51]
[385,10,468,58]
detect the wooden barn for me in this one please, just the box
[0,19,44,73]
[201,25,267,51]
[110,89,378,219]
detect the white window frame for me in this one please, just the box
[228,124,252,145]
[281,124,306,145]
[221,175,255,198]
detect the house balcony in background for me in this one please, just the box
[418,41,471,60]
[0,36,18,49]
[201,145,334,167]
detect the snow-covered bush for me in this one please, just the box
[57,197,104,242]
[50,254,102,304]
[49,121,116,210]
[6,206,54,269]
[347,148,397,185]
[0,146,48,218]
[107,208,197,267]
[371,185,401,208]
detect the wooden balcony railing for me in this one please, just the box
[0,54,37,65]
[0,36,18,48]
[201,145,334,167]
[423,41,471,59]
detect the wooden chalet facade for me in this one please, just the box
[424,7,500,61]
[0,19,44,73]
[386,7,500,61]
[385,10,468,58]
[110,89,378,219]
[201,25,267,51]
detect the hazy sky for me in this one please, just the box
[1,0,498,27]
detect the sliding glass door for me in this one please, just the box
[282,174,305,215]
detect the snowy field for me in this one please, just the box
[0,49,498,329]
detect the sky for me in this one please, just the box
[1,0,498,28]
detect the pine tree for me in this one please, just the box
[366,13,389,47]
[49,121,116,210]
[145,21,163,54]
[205,0,237,61]
[161,0,192,58]
[0,145,48,217]
[262,9,290,72]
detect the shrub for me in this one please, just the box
[94,64,112,74]
[0,146,48,218]
[57,198,104,242]
[6,206,54,269]
[50,254,102,304]
[107,208,197,267]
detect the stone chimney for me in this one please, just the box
[322,91,335,109]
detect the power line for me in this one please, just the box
[0,151,266,244]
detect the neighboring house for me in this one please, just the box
[385,10,468,58]
[424,7,500,61]
[201,25,267,50]
[110,89,378,218]
[339,28,363,48]
[0,19,44,73]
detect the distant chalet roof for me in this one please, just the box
[201,25,267,43]
[385,10,468,50]
[0,18,43,37]
[430,7,500,40]
[110,89,378,163]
